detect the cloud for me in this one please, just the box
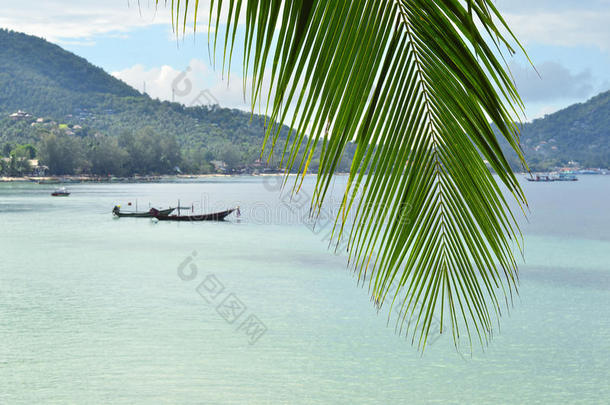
[3,0,607,55]
[493,0,610,51]
[535,105,561,118]
[112,59,253,111]
[0,1,168,41]
[496,0,610,13]
[495,0,608,13]
[510,61,594,102]
[0,0,228,42]
[55,39,97,47]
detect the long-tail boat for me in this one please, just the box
[112,206,175,218]
[151,207,236,222]
[51,187,70,196]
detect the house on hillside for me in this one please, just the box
[0,157,46,176]
[28,160,48,176]
[210,160,228,174]
[9,110,32,120]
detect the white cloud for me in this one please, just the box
[0,1,168,41]
[502,9,610,51]
[3,0,606,52]
[529,104,562,120]
[112,59,254,111]
[111,58,310,131]
[0,0,224,42]
[496,0,610,13]
[55,39,97,47]
[510,61,594,102]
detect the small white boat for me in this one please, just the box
[51,187,70,197]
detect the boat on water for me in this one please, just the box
[526,172,578,182]
[51,187,70,196]
[112,206,175,218]
[150,207,236,222]
[527,174,554,182]
[557,172,578,181]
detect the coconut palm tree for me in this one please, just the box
[163,0,529,351]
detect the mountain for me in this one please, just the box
[0,28,347,176]
[519,91,610,170]
[499,91,610,171]
[0,28,607,176]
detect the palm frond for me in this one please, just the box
[168,0,529,351]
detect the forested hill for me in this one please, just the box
[500,90,610,171]
[1,28,608,175]
[0,29,139,108]
[0,28,348,176]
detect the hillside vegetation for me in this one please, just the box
[497,91,610,171]
[1,28,608,176]
[0,29,353,176]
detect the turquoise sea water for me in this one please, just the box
[0,176,609,404]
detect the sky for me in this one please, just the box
[1,0,609,121]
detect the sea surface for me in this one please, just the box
[1,175,609,404]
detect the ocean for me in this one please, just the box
[1,175,608,404]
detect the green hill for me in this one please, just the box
[1,28,608,176]
[520,91,610,170]
[0,30,139,105]
[0,28,347,176]
[498,91,610,171]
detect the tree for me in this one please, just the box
[13,144,36,159]
[158,132,181,173]
[0,157,8,176]
[38,132,84,175]
[181,147,213,173]
[8,145,33,176]
[219,146,242,171]
[88,136,128,176]
[168,0,530,351]
[120,127,181,174]
[2,143,12,156]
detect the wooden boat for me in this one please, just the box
[112,206,175,218]
[51,187,70,196]
[151,208,236,222]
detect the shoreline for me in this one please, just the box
[0,173,329,183]
[4,171,607,183]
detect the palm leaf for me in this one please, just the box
[166,0,529,351]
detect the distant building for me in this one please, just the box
[9,110,32,120]
[210,160,228,173]
[28,159,48,176]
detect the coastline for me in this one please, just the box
[0,172,318,183]
[4,171,609,184]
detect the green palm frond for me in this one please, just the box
[164,0,529,351]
